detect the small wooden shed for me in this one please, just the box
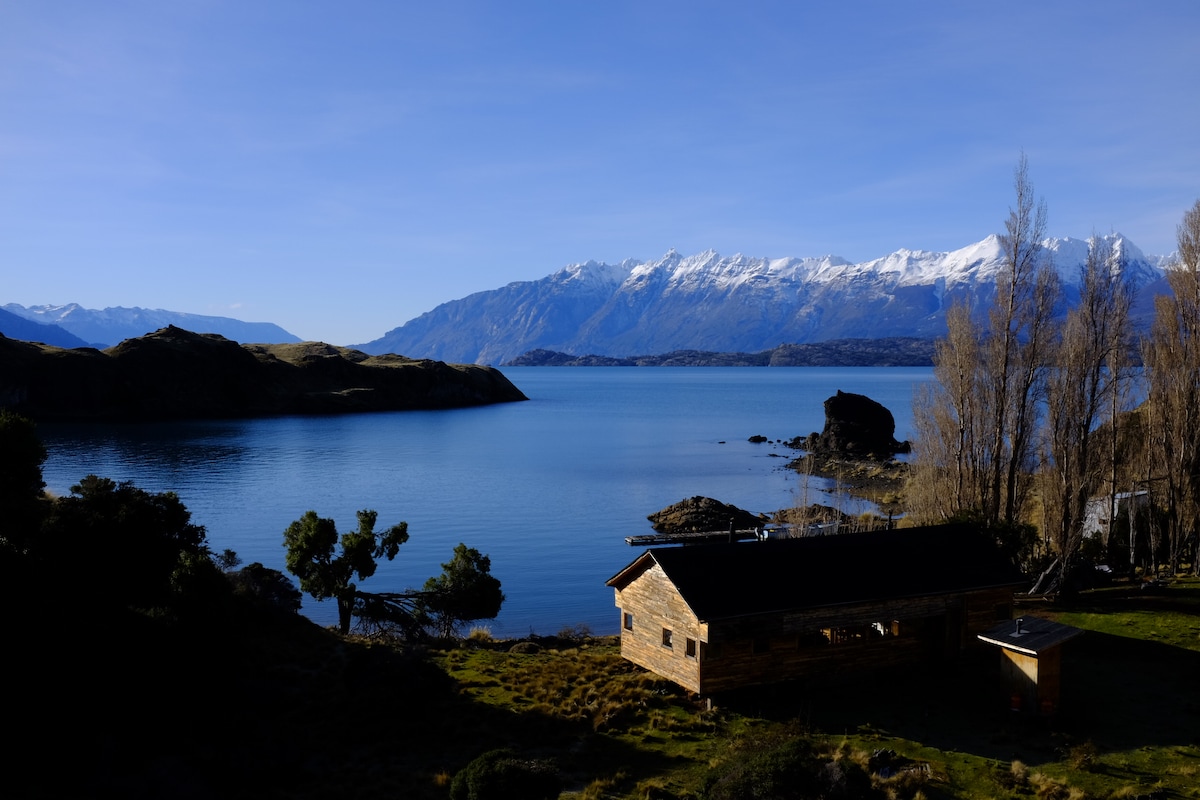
[607,524,1026,695]
[977,616,1083,715]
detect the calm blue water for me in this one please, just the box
[39,367,932,636]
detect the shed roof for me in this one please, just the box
[977,615,1083,656]
[607,524,1026,622]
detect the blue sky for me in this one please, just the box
[2,1,1198,345]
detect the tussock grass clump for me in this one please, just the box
[1028,771,1077,800]
[1069,740,1099,772]
[992,758,1031,791]
[579,770,628,799]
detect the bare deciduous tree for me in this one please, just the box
[909,302,986,521]
[909,155,1059,538]
[1040,234,1133,590]
[989,154,1061,526]
[1141,199,1200,575]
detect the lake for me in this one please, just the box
[39,366,933,636]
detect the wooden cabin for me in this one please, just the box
[606,524,1026,695]
[977,616,1082,715]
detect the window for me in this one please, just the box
[685,638,697,658]
[820,621,904,645]
[623,612,633,631]
[661,628,673,648]
[871,620,900,637]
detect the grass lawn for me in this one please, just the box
[432,576,1200,799]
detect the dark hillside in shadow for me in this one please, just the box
[7,607,653,799]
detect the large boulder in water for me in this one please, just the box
[648,496,767,533]
[805,390,909,457]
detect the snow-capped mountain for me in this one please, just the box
[2,303,302,348]
[360,234,1171,365]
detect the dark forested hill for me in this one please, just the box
[0,326,526,421]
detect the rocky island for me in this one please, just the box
[0,326,528,421]
[785,390,910,511]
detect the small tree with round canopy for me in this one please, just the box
[283,509,408,634]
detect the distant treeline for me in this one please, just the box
[504,337,936,367]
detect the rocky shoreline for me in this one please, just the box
[647,390,911,531]
[786,451,908,509]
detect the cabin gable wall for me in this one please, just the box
[613,563,705,693]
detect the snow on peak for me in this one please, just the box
[554,259,634,287]
[1041,233,1163,285]
[540,232,1165,304]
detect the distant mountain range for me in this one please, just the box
[357,234,1171,365]
[1,303,301,348]
[4,234,1173,365]
[0,308,92,348]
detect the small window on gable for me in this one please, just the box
[685,638,697,658]
[662,628,673,648]
[623,612,633,631]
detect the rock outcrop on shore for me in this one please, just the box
[0,326,528,421]
[802,390,910,457]
[647,496,768,533]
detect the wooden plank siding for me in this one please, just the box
[698,628,931,694]
[998,644,1065,714]
[613,563,707,693]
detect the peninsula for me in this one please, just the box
[0,326,527,421]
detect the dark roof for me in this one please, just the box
[977,615,1083,655]
[607,524,1026,621]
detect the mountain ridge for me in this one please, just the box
[2,303,302,348]
[359,233,1170,365]
[0,308,91,348]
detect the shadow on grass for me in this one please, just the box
[1056,629,1200,751]
[713,629,1200,769]
[8,615,659,800]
